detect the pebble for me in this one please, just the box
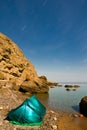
[51,125,57,130]
[73,113,84,118]
[73,114,79,118]
[50,110,55,114]
[53,117,57,121]
[0,106,3,110]
[79,114,84,118]
[0,122,2,125]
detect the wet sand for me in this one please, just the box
[58,113,87,130]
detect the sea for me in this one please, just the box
[35,82,87,113]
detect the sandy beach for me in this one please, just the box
[0,89,87,130]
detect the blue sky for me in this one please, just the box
[0,0,87,82]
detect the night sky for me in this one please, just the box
[0,0,87,82]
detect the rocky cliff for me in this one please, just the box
[0,33,57,93]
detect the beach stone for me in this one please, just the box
[50,110,55,114]
[79,114,84,118]
[53,117,57,121]
[79,96,87,117]
[51,125,57,129]
[0,106,3,110]
[73,114,79,118]
[0,122,2,125]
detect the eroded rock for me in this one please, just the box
[0,33,56,93]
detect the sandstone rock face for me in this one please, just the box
[79,96,87,117]
[0,33,54,93]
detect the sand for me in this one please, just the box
[58,112,87,130]
[0,89,87,130]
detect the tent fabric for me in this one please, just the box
[7,95,46,126]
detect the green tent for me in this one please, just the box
[7,95,46,126]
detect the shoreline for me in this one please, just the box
[1,106,87,130]
[0,90,87,130]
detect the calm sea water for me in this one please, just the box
[35,82,87,113]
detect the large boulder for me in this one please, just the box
[0,33,56,93]
[79,96,87,117]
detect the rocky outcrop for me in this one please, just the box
[65,84,80,92]
[64,84,80,88]
[0,33,56,93]
[79,96,87,117]
[64,85,73,88]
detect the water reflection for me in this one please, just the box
[66,88,77,91]
[34,83,87,113]
[66,88,71,91]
